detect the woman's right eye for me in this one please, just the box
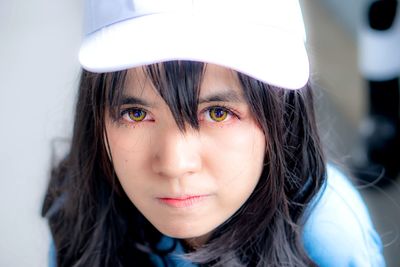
[120,108,149,123]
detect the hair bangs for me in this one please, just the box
[106,61,205,131]
[145,61,205,130]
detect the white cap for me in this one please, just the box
[79,0,309,89]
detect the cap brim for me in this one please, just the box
[79,14,309,90]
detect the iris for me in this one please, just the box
[209,107,228,122]
[128,109,146,122]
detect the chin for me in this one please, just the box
[154,221,212,240]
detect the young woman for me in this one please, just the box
[42,0,385,266]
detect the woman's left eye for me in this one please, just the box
[204,107,233,122]
[121,108,149,123]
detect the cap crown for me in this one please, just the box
[84,0,306,41]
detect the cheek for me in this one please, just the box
[203,123,266,194]
[105,123,152,185]
[204,123,265,170]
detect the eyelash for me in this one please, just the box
[118,105,240,126]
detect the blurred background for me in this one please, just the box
[0,0,399,266]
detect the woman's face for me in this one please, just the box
[105,64,266,245]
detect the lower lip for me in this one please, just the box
[157,195,209,208]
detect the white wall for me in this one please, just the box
[0,0,82,266]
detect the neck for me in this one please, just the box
[183,233,212,251]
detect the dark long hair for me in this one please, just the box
[42,61,326,267]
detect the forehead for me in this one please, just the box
[201,64,242,95]
[125,63,244,98]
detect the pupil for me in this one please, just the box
[215,108,224,118]
[134,110,142,118]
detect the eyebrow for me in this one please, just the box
[120,90,244,107]
[120,96,154,107]
[199,90,244,104]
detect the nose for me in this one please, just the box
[151,125,202,179]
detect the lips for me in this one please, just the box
[157,195,209,208]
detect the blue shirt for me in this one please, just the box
[49,165,385,266]
[302,166,385,266]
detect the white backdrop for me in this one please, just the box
[0,0,82,266]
